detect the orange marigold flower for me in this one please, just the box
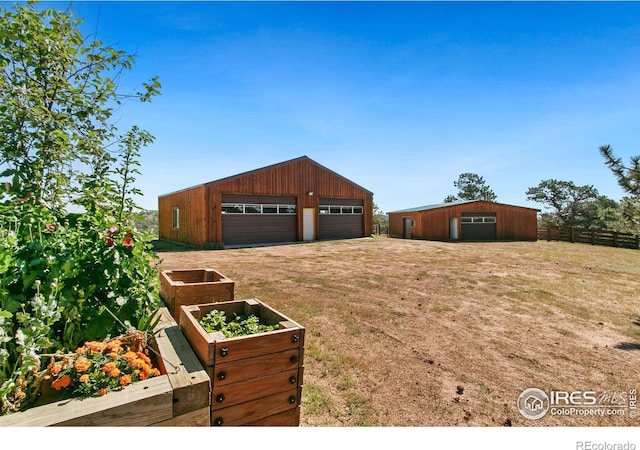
[105,339,123,353]
[75,347,86,355]
[138,371,148,381]
[119,374,132,386]
[79,374,90,383]
[85,341,106,353]
[50,362,64,377]
[130,358,145,370]
[97,388,108,396]
[107,352,119,360]
[74,357,92,373]
[109,368,121,378]
[51,375,72,390]
[136,352,151,365]
[123,351,138,363]
[102,362,117,374]
[149,368,161,377]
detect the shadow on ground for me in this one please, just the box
[151,240,199,253]
[613,342,640,351]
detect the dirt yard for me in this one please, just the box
[153,236,640,427]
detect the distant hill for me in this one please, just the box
[135,210,158,239]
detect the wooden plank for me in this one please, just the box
[213,328,302,363]
[153,309,211,417]
[212,368,301,410]
[245,407,300,426]
[210,388,299,426]
[0,376,173,427]
[209,348,301,386]
[152,407,211,427]
[179,304,218,366]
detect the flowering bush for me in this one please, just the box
[45,332,161,399]
[0,201,162,414]
[0,3,162,416]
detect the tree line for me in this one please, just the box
[442,147,640,235]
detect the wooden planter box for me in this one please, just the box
[159,269,235,320]
[179,299,305,426]
[0,308,211,427]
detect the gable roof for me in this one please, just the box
[388,199,540,214]
[159,155,372,198]
[205,155,373,194]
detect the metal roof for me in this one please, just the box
[388,199,540,214]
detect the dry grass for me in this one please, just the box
[155,236,640,427]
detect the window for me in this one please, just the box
[222,204,243,214]
[462,215,496,224]
[262,205,278,214]
[172,207,180,229]
[320,205,364,214]
[278,205,296,214]
[222,203,296,214]
[244,204,261,214]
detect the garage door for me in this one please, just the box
[461,213,496,241]
[318,198,364,240]
[221,195,297,246]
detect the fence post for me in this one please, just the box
[570,227,575,243]
[547,226,551,241]
[591,229,595,245]
[613,232,618,247]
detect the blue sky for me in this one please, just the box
[23,1,640,213]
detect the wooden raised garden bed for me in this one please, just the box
[0,308,211,427]
[179,299,305,426]
[160,268,235,320]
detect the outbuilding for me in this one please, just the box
[388,200,539,242]
[158,156,374,248]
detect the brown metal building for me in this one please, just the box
[388,200,539,242]
[158,156,374,248]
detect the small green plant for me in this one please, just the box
[199,309,279,338]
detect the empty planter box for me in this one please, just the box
[160,269,235,320]
[179,299,305,426]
